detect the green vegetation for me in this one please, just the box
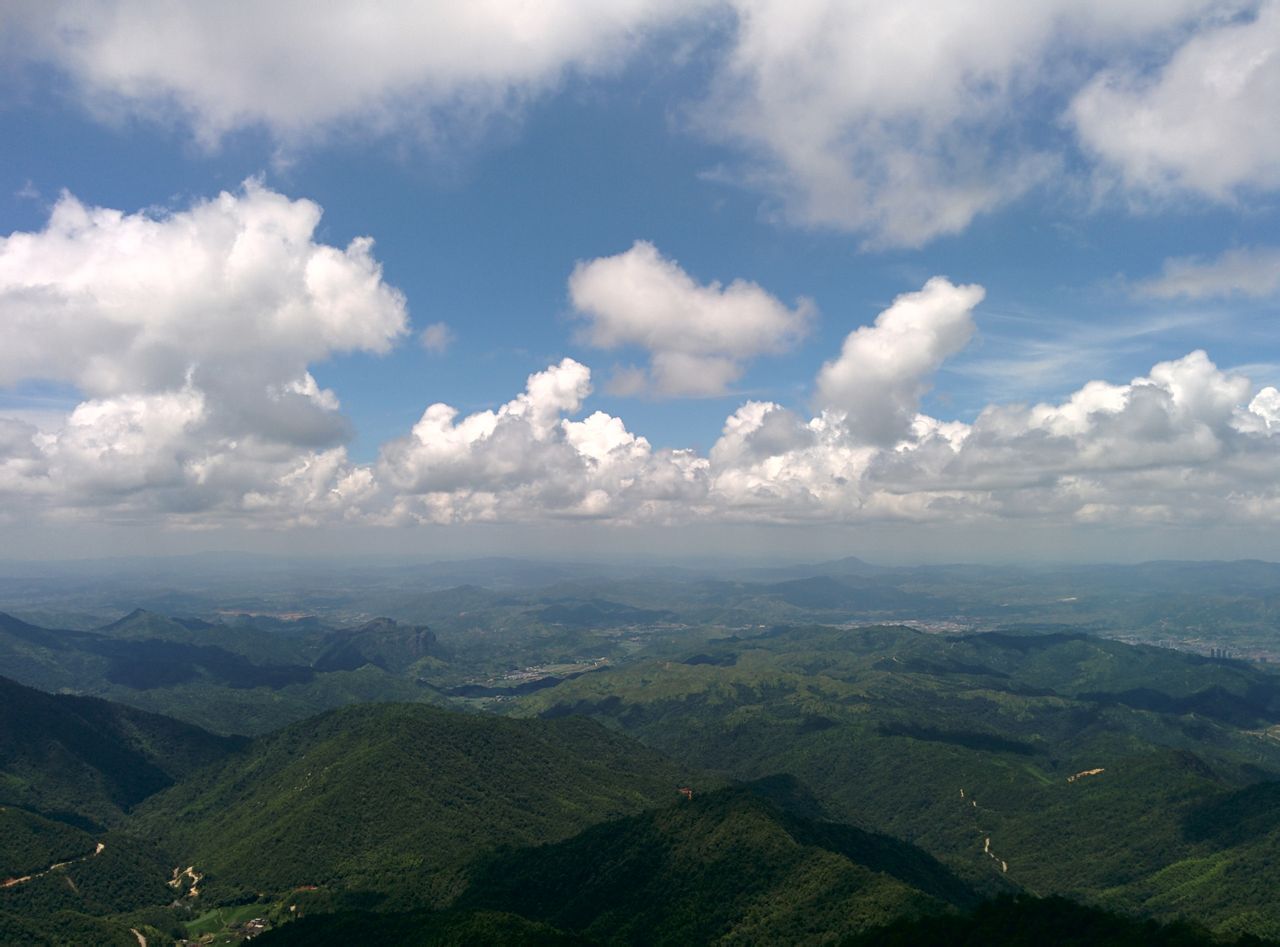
[457,782,977,944]
[184,902,271,937]
[6,558,1280,943]
[843,895,1280,946]
[0,675,242,825]
[251,779,977,946]
[0,808,95,878]
[0,908,140,947]
[134,702,698,901]
[256,908,589,946]
[517,624,1280,933]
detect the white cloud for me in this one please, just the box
[860,349,1268,523]
[815,277,984,445]
[694,0,1220,247]
[40,387,208,501]
[0,180,407,403]
[419,322,456,354]
[1136,245,1280,299]
[6,186,1280,539]
[8,2,1275,248]
[568,240,812,397]
[360,279,1280,534]
[1071,2,1280,199]
[0,183,407,524]
[7,0,704,145]
[695,346,1280,530]
[707,401,874,519]
[376,358,707,523]
[1247,386,1280,431]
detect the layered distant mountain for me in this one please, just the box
[312,617,442,673]
[0,611,437,735]
[522,624,1280,934]
[6,564,1280,942]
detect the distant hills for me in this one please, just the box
[6,559,1280,942]
[521,623,1280,935]
[0,611,439,735]
[312,617,441,673]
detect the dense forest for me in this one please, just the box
[5,560,1280,943]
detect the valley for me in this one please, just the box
[3,556,1280,944]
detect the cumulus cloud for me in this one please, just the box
[1135,246,1280,299]
[860,349,1276,527]
[6,192,1280,538]
[5,0,703,145]
[1071,2,1280,199]
[358,278,1280,533]
[376,358,707,523]
[0,180,406,401]
[815,278,984,445]
[694,347,1280,531]
[0,183,407,524]
[694,0,1222,246]
[568,240,812,397]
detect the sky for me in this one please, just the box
[1,1,1279,563]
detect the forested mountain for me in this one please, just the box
[258,781,980,945]
[454,781,979,943]
[0,612,437,735]
[519,624,1280,935]
[135,703,696,901]
[0,675,242,826]
[6,562,1280,943]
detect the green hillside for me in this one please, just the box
[0,807,96,879]
[136,702,699,901]
[8,590,1280,943]
[844,894,1279,947]
[457,782,978,944]
[517,624,1280,936]
[256,780,979,946]
[0,677,248,944]
[254,908,588,946]
[312,617,443,673]
[0,675,243,826]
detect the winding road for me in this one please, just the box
[0,841,105,889]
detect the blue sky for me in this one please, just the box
[1,2,1278,561]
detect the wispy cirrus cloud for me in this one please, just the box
[1135,246,1280,300]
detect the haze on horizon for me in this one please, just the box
[2,2,1279,562]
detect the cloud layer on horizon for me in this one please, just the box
[3,185,1280,534]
